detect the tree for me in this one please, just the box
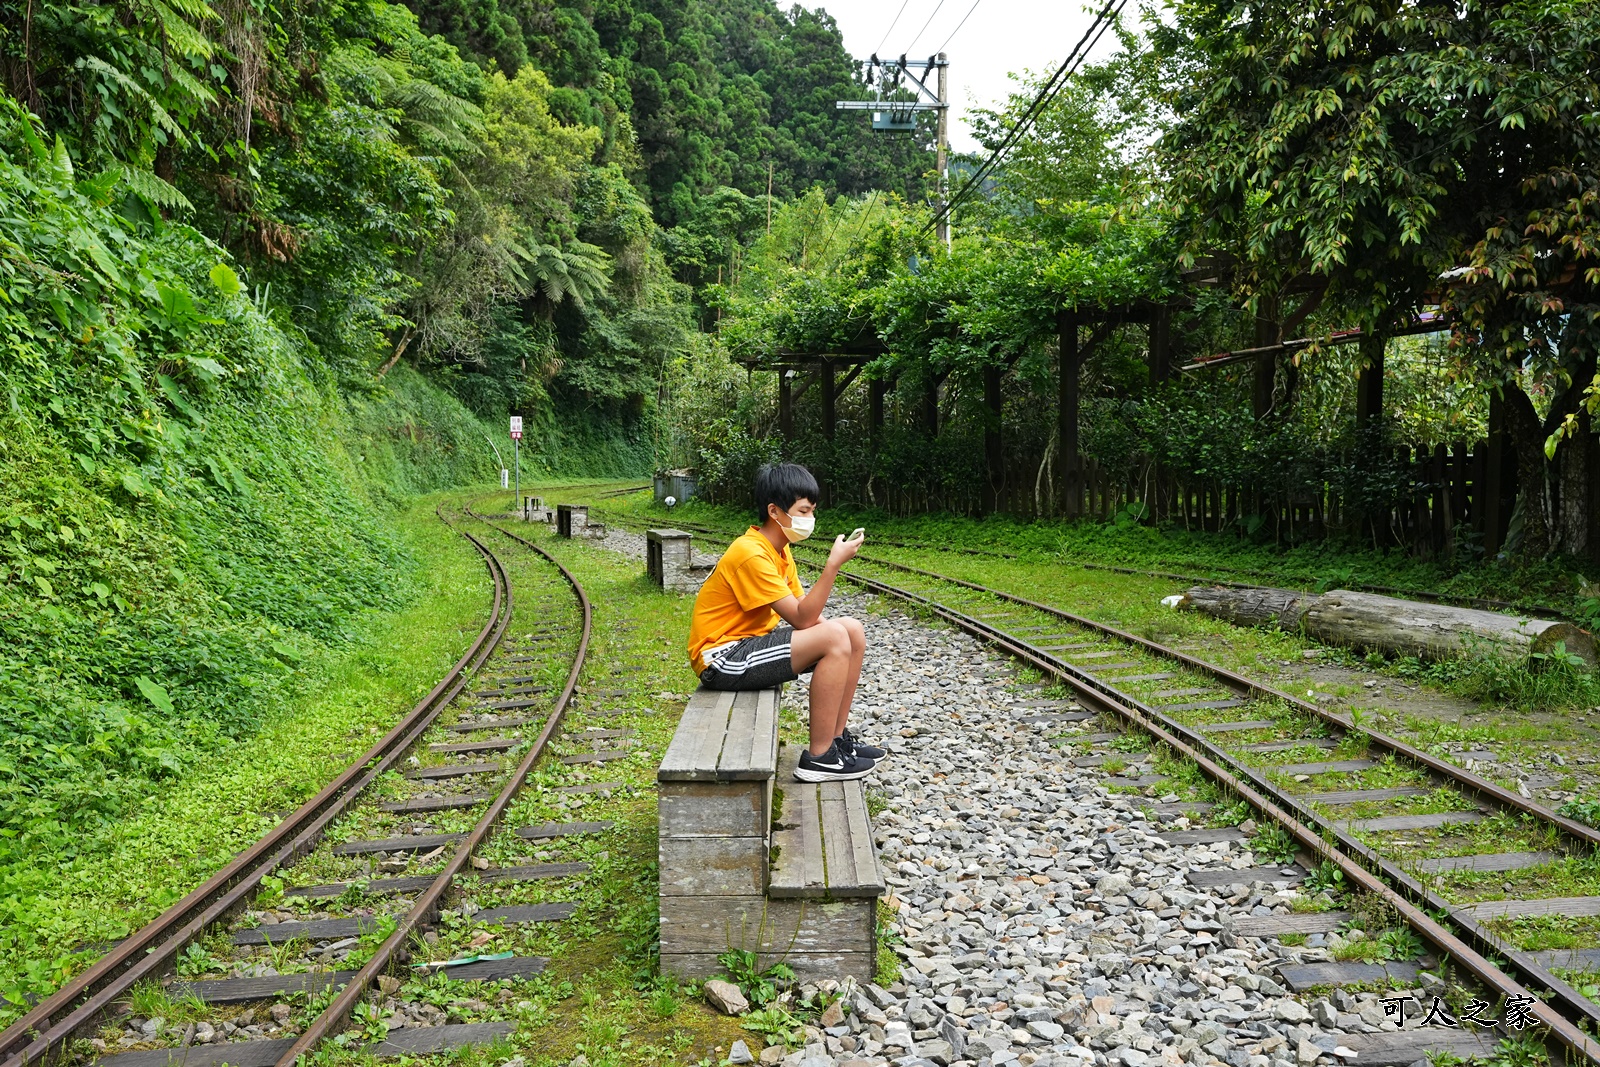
[1156,0,1600,559]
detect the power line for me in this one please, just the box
[935,0,982,54]
[925,0,1125,236]
[904,0,949,54]
[874,0,913,55]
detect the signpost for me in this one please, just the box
[509,415,523,514]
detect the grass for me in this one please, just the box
[1,493,492,1018]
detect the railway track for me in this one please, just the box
[0,506,605,1067]
[597,510,1600,1064]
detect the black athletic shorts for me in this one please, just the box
[699,626,804,690]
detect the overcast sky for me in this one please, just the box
[810,0,1121,154]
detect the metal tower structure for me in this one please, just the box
[837,53,950,247]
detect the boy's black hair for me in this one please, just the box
[754,463,820,522]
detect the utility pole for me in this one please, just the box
[935,53,949,249]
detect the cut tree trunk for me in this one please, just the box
[1179,586,1596,668]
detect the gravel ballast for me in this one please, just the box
[770,597,1436,1067]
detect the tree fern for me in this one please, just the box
[110,165,195,214]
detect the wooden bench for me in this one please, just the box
[657,686,885,981]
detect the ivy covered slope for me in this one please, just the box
[0,99,493,880]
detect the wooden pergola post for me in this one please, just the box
[983,364,1003,513]
[1356,332,1385,426]
[1058,310,1081,518]
[869,377,885,437]
[1483,391,1504,555]
[778,370,794,441]
[821,359,836,441]
[1149,305,1172,389]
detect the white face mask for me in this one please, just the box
[777,509,815,543]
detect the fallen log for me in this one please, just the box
[1178,586,1596,669]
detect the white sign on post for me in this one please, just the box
[501,469,509,488]
[509,415,523,440]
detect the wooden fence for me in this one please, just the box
[997,440,1515,558]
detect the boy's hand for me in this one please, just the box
[828,530,864,568]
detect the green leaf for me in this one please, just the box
[157,283,196,325]
[157,374,203,423]
[88,582,111,600]
[209,263,242,296]
[74,453,98,476]
[271,641,304,663]
[187,357,227,382]
[120,471,149,497]
[134,676,175,715]
[33,576,54,598]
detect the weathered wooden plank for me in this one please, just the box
[472,902,575,925]
[406,762,500,780]
[1034,643,1100,652]
[1199,720,1279,733]
[660,781,767,838]
[843,780,884,897]
[1347,811,1483,832]
[1416,851,1560,874]
[1149,688,1209,699]
[658,836,767,896]
[1164,699,1249,713]
[447,716,532,733]
[368,1022,516,1057]
[1333,1029,1496,1067]
[430,737,519,755]
[232,917,383,945]
[752,686,780,774]
[1232,911,1350,937]
[473,684,548,698]
[657,689,733,781]
[1156,828,1247,846]
[334,833,463,856]
[1237,739,1337,753]
[1071,754,1111,767]
[379,794,492,814]
[1458,895,1600,920]
[1150,802,1215,815]
[560,750,628,765]
[412,955,548,980]
[1277,961,1421,992]
[1186,866,1305,888]
[1275,759,1375,775]
[1066,650,1122,660]
[92,1039,297,1067]
[1110,673,1176,683]
[1305,787,1428,805]
[1527,946,1600,971]
[292,862,586,899]
[659,894,874,955]
[170,970,355,1004]
[515,820,613,840]
[818,784,852,892]
[719,690,763,776]
[485,697,544,711]
[291,876,436,899]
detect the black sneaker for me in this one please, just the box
[839,727,886,761]
[795,738,875,782]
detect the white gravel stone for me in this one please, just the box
[765,594,1375,1067]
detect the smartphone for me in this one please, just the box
[849,527,866,541]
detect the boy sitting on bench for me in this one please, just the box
[686,463,885,782]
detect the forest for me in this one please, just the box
[1,0,1599,1019]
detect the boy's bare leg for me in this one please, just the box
[791,620,852,756]
[831,617,866,739]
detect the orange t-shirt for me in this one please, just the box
[686,527,804,674]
